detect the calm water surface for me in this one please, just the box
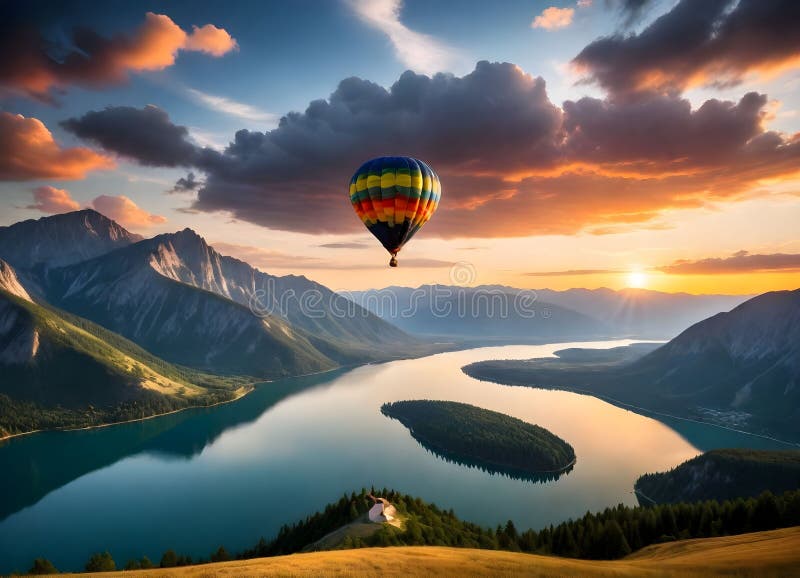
[0,340,790,572]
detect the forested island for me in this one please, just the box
[636,449,800,505]
[380,400,575,480]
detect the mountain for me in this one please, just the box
[464,289,800,440]
[531,287,748,339]
[345,285,608,340]
[635,449,800,505]
[39,227,421,377]
[0,209,141,270]
[0,262,243,438]
[349,285,747,340]
[630,289,800,432]
[0,259,32,302]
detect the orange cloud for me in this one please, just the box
[90,195,166,229]
[0,13,237,101]
[185,24,239,56]
[0,112,114,180]
[532,7,574,30]
[27,186,81,214]
[659,251,800,275]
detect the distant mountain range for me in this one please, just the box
[464,289,800,440]
[346,285,747,340]
[0,210,427,437]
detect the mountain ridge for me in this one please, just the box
[463,289,800,440]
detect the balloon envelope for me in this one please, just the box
[349,156,441,265]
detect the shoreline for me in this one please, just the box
[0,384,255,444]
[0,338,629,445]
[0,341,459,444]
[463,369,800,448]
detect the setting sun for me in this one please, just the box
[627,270,648,288]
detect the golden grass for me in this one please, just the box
[73,526,800,578]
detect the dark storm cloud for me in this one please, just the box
[62,105,199,167]
[659,251,800,275]
[64,62,800,238]
[169,172,201,194]
[562,92,770,166]
[574,0,800,98]
[606,0,654,27]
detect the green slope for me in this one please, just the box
[636,449,800,504]
[0,289,245,437]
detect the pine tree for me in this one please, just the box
[601,520,631,559]
[85,551,116,573]
[28,558,58,575]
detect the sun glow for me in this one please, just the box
[627,270,648,288]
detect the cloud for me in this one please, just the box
[90,195,166,228]
[0,112,114,181]
[65,62,800,239]
[26,186,81,214]
[213,242,452,270]
[525,268,620,277]
[169,172,202,194]
[319,242,369,249]
[606,0,653,27]
[532,7,575,30]
[184,24,238,56]
[185,87,278,123]
[347,0,458,75]
[62,105,199,167]
[573,0,800,99]
[0,10,237,101]
[658,251,800,275]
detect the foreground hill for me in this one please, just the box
[464,290,800,441]
[636,449,800,505]
[81,528,800,577]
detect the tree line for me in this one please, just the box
[20,487,800,573]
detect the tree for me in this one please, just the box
[124,559,141,570]
[140,556,155,569]
[210,546,230,563]
[160,549,178,568]
[85,551,116,573]
[28,558,58,575]
[601,520,631,559]
[752,492,781,531]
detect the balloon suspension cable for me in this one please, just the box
[389,251,398,268]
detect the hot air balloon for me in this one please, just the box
[349,156,441,267]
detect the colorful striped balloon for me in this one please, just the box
[349,156,441,267]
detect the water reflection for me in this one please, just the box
[0,371,346,521]
[400,441,574,484]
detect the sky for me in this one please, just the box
[1,0,799,294]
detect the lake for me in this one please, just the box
[0,340,791,572]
